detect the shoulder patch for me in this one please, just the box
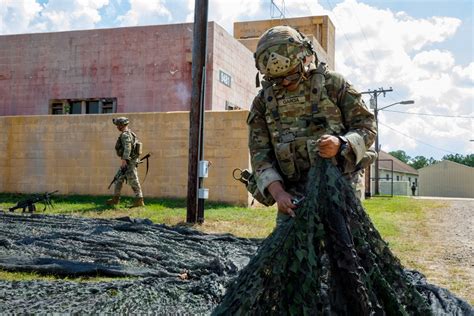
[324,71,345,89]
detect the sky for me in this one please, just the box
[0,0,473,160]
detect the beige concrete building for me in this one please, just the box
[235,15,335,70]
[370,151,419,196]
[418,160,474,198]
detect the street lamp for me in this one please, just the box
[373,100,415,195]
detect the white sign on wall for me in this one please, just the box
[219,70,232,87]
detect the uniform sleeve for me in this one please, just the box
[248,93,283,193]
[120,132,133,160]
[328,72,377,164]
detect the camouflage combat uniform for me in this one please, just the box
[248,65,376,207]
[114,129,143,198]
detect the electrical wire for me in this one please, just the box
[324,0,359,61]
[378,122,459,155]
[383,109,473,119]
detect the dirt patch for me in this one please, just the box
[411,199,473,304]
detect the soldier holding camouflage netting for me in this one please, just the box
[248,25,377,222]
[107,117,145,207]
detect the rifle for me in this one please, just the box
[9,190,59,213]
[108,153,151,189]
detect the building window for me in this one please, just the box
[50,98,117,115]
[70,101,82,114]
[51,103,64,114]
[86,101,100,114]
[102,101,114,113]
[219,70,232,87]
[386,174,389,180]
[396,175,400,181]
[408,177,411,183]
[225,100,241,111]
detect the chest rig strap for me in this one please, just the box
[310,63,326,118]
[264,84,296,143]
[263,63,327,144]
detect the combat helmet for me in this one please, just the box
[254,25,316,79]
[112,117,129,126]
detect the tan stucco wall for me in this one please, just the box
[0,111,251,205]
[419,160,474,198]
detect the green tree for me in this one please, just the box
[442,154,474,167]
[410,156,430,169]
[389,150,411,164]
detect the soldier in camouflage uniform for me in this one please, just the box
[106,117,145,207]
[248,26,376,221]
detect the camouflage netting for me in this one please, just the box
[0,159,472,314]
[213,159,472,316]
[0,214,258,313]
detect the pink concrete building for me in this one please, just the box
[0,17,335,116]
[0,22,257,116]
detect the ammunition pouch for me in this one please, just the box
[275,142,299,181]
[134,141,143,157]
[233,169,276,206]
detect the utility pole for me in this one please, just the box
[187,0,209,223]
[360,87,393,195]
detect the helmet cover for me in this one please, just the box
[112,117,129,126]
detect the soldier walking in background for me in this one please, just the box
[107,117,144,207]
[411,182,417,196]
[248,26,377,222]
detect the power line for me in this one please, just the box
[325,0,359,61]
[379,122,458,155]
[383,109,473,119]
[349,3,384,77]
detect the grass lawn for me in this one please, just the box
[0,194,448,284]
[0,193,441,241]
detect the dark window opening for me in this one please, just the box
[70,101,82,114]
[51,103,63,114]
[50,98,117,115]
[225,100,241,111]
[86,101,99,114]
[102,102,114,113]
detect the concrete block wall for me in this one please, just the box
[0,111,251,205]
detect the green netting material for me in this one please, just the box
[213,158,464,315]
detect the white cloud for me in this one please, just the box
[117,0,171,26]
[453,62,474,84]
[0,0,471,158]
[0,0,110,33]
[184,0,263,33]
[412,50,455,72]
[398,16,461,51]
[323,0,470,158]
[0,0,43,34]
[40,0,109,31]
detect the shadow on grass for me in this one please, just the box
[0,193,237,213]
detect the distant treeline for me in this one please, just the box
[388,150,474,169]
